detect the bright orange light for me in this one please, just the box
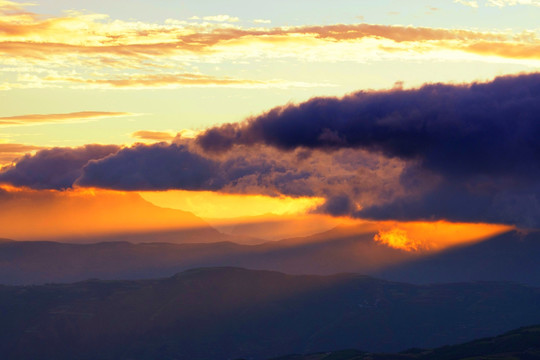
[0,186,213,241]
[139,190,325,219]
[374,227,430,252]
[373,221,513,252]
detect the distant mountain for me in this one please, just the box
[4,227,540,287]
[0,188,259,244]
[0,226,417,285]
[0,240,252,284]
[1,267,540,360]
[206,213,345,241]
[270,324,540,360]
[376,230,540,286]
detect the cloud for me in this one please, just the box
[196,73,540,227]
[456,0,540,6]
[0,143,43,165]
[131,130,177,141]
[77,142,402,201]
[3,74,540,227]
[1,2,539,91]
[77,143,221,191]
[202,15,240,22]
[196,73,540,177]
[0,141,405,213]
[0,144,120,189]
[44,73,323,89]
[0,143,42,153]
[0,111,133,126]
[455,0,480,7]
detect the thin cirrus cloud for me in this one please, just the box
[2,73,540,228]
[0,111,134,126]
[43,74,322,89]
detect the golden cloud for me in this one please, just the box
[131,130,176,141]
[43,73,327,89]
[1,1,539,90]
[0,143,43,165]
[0,111,134,125]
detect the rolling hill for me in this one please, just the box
[0,226,416,285]
[1,267,540,360]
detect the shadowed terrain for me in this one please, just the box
[2,228,540,286]
[1,267,540,360]
[0,226,417,285]
[377,230,540,286]
[269,324,540,360]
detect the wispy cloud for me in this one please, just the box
[202,15,239,22]
[131,130,176,141]
[0,111,134,126]
[0,143,44,165]
[43,74,326,89]
[1,2,539,90]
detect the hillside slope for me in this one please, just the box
[1,267,540,360]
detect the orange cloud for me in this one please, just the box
[0,143,43,165]
[373,221,512,252]
[132,130,176,141]
[0,111,134,126]
[374,227,431,252]
[0,2,537,64]
[44,73,314,89]
[0,2,538,92]
[464,41,540,60]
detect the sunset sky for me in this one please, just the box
[1,0,539,249]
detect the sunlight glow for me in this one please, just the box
[140,190,325,218]
[373,221,513,252]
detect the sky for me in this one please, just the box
[0,0,539,248]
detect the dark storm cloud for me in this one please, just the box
[195,73,540,227]
[77,142,400,203]
[0,145,120,190]
[77,143,222,190]
[197,73,540,180]
[2,74,540,227]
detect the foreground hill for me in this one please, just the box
[270,324,540,360]
[1,267,540,360]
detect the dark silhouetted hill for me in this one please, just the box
[270,324,540,360]
[1,267,540,360]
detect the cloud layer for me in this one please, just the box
[196,73,540,226]
[1,74,540,227]
[1,1,539,90]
